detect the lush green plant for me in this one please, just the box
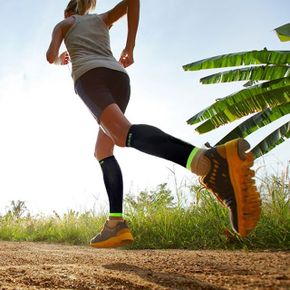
[5,200,29,219]
[125,183,228,249]
[275,23,290,42]
[0,209,106,245]
[251,167,290,248]
[183,23,290,158]
[0,173,289,250]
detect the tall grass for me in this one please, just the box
[0,172,289,250]
[124,183,230,249]
[250,171,290,249]
[125,178,289,250]
[0,209,106,245]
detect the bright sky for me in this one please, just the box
[0,0,289,215]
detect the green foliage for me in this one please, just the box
[275,23,290,42]
[0,209,105,245]
[0,175,289,250]
[125,183,228,249]
[125,183,175,214]
[249,171,290,248]
[6,200,29,219]
[183,50,290,71]
[215,105,290,145]
[251,122,290,158]
[200,65,290,85]
[189,77,290,127]
[124,180,289,250]
[183,41,290,158]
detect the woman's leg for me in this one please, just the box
[91,128,134,248]
[99,103,132,147]
[99,103,208,174]
[95,129,124,221]
[100,103,261,238]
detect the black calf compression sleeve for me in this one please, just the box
[99,156,123,217]
[126,124,195,168]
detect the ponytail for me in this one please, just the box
[77,0,96,15]
[65,0,96,15]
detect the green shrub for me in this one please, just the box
[0,172,288,250]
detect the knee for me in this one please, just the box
[112,135,126,148]
[94,151,99,161]
[100,115,131,147]
[94,148,114,161]
[94,150,101,161]
[102,129,127,147]
[112,126,131,147]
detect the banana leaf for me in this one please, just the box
[200,65,290,85]
[250,121,290,159]
[183,50,290,71]
[243,80,259,88]
[275,23,290,42]
[210,103,290,144]
[187,77,290,125]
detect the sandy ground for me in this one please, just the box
[0,242,289,290]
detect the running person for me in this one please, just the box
[46,0,261,248]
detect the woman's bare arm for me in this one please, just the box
[100,0,129,27]
[125,0,139,53]
[101,0,140,68]
[120,0,140,67]
[46,19,72,65]
[46,22,64,64]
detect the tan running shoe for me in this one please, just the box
[198,138,261,237]
[90,220,134,248]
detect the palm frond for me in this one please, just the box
[275,23,290,42]
[183,50,290,71]
[200,65,290,85]
[250,121,290,158]
[187,77,290,126]
[211,103,290,144]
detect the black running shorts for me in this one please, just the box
[74,67,130,123]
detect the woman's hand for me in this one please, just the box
[58,51,70,65]
[119,48,134,68]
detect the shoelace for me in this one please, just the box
[200,149,227,205]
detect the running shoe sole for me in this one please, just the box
[225,138,261,237]
[90,228,134,248]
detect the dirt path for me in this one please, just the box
[0,242,289,290]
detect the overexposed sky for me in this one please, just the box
[0,0,289,215]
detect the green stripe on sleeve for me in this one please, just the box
[109,213,123,218]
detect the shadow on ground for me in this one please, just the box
[104,263,225,290]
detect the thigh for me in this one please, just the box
[100,103,131,147]
[95,128,115,161]
[75,68,131,123]
[74,68,115,123]
[109,71,131,114]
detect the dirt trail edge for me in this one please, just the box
[0,242,289,290]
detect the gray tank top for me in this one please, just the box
[64,14,127,82]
